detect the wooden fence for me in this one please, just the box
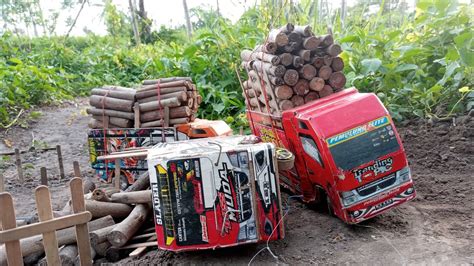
[0,177,92,266]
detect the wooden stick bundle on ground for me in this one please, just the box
[136,78,200,127]
[241,24,347,115]
[87,86,136,129]
[87,77,201,129]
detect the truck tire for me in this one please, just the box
[326,195,335,216]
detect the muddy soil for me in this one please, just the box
[0,100,472,265]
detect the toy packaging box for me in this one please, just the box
[147,135,284,251]
[88,128,189,182]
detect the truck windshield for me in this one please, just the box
[326,117,400,171]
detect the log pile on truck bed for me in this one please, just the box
[86,77,201,129]
[240,24,346,115]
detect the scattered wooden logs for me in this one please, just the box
[107,204,150,247]
[90,225,116,247]
[125,172,150,192]
[58,244,78,265]
[85,200,133,219]
[110,190,152,204]
[241,25,347,114]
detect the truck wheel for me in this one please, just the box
[326,195,335,216]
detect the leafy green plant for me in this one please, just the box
[0,0,472,129]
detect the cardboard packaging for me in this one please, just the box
[147,135,284,251]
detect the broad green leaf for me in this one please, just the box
[361,58,382,74]
[212,103,225,113]
[438,61,460,85]
[9,58,23,65]
[339,35,360,43]
[453,31,474,67]
[394,64,418,73]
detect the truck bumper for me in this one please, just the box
[343,182,416,224]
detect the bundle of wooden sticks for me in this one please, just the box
[87,86,136,128]
[240,24,346,115]
[86,77,201,129]
[136,77,201,127]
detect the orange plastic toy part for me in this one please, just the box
[176,119,233,138]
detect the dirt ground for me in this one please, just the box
[1,99,472,265]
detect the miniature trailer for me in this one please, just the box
[147,135,284,251]
[88,119,232,185]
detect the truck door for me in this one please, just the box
[294,119,326,201]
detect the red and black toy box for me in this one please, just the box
[147,135,284,251]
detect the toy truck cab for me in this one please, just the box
[248,88,416,223]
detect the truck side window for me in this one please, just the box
[300,135,323,167]
[298,120,309,130]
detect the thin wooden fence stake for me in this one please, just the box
[73,161,81,177]
[15,148,24,183]
[0,172,4,192]
[115,159,121,190]
[35,186,61,265]
[70,178,92,266]
[40,167,48,186]
[0,193,24,265]
[56,145,65,180]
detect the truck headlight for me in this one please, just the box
[397,167,411,183]
[341,191,357,206]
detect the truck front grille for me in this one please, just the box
[356,173,397,197]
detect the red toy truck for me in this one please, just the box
[246,88,416,223]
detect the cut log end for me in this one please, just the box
[291,95,305,107]
[318,65,333,80]
[319,85,334,98]
[293,79,309,96]
[329,72,346,89]
[331,57,344,72]
[309,77,325,92]
[284,69,299,86]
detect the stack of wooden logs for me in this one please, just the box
[136,77,201,127]
[240,24,346,115]
[86,77,202,129]
[87,86,136,129]
[15,173,157,264]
